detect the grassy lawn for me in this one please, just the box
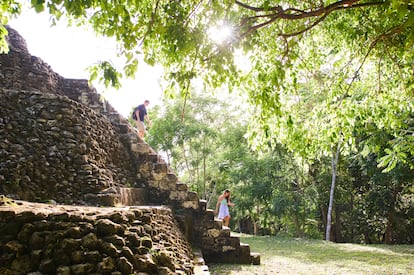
[209,234,414,275]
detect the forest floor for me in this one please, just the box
[208,234,414,275]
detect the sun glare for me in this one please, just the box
[208,23,233,44]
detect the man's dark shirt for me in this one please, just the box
[137,104,147,122]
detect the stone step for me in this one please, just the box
[199,200,207,212]
[130,142,151,154]
[167,173,178,183]
[108,112,121,124]
[176,182,188,192]
[219,226,231,237]
[146,153,160,163]
[193,248,210,274]
[240,243,251,253]
[250,252,261,265]
[92,187,147,206]
[117,123,129,134]
[153,162,168,173]
[117,187,147,206]
[212,218,223,228]
[236,242,252,264]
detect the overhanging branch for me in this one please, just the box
[237,0,386,38]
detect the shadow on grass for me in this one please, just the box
[208,235,414,275]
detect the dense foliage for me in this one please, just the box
[148,93,413,244]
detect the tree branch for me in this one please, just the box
[237,0,386,39]
[235,0,283,13]
[345,24,404,95]
[139,0,161,46]
[280,12,328,38]
[334,24,405,108]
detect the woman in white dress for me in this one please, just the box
[215,189,235,227]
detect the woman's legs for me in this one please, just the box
[223,215,230,227]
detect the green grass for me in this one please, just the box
[209,234,414,275]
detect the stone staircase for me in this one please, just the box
[83,100,260,265]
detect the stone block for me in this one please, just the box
[117,187,147,206]
[17,223,35,243]
[201,237,216,252]
[151,171,165,181]
[103,235,126,248]
[135,254,157,273]
[71,251,83,264]
[167,180,178,190]
[219,227,231,237]
[147,181,159,188]
[238,243,252,263]
[82,233,99,250]
[157,266,175,275]
[125,232,140,246]
[153,162,168,173]
[168,191,179,200]
[228,236,241,247]
[70,263,95,274]
[210,219,222,230]
[240,243,251,255]
[84,250,102,263]
[97,256,115,273]
[141,236,153,249]
[117,257,133,275]
[95,219,123,237]
[169,191,188,201]
[99,242,118,257]
[121,246,136,265]
[251,252,261,265]
[131,143,150,154]
[203,210,215,222]
[117,123,129,133]
[181,200,199,209]
[108,212,129,224]
[166,173,177,183]
[108,113,121,124]
[207,228,220,238]
[60,238,82,252]
[186,191,199,202]
[222,245,236,252]
[56,266,71,275]
[176,182,188,191]
[159,180,172,191]
[154,251,175,271]
[96,193,119,207]
[198,200,207,212]
[39,259,55,273]
[146,154,159,163]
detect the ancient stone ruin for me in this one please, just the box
[0,26,260,274]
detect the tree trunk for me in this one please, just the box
[384,190,397,244]
[181,144,193,185]
[334,205,342,242]
[350,188,354,242]
[326,142,341,241]
[293,214,304,238]
[203,135,207,199]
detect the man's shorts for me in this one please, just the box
[136,120,145,132]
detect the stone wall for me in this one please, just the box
[0,197,194,274]
[0,26,108,103]
[0,89,136,204]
